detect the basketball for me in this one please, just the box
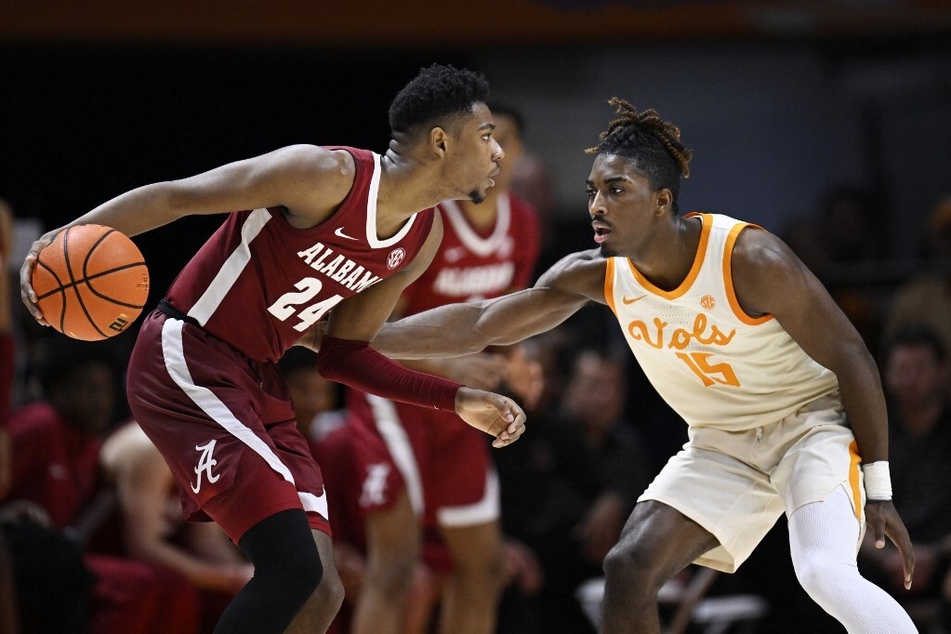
[32,224,150,341]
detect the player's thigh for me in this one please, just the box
[612,500,719,580]
[439,519,503,571]
[364,490,422,564]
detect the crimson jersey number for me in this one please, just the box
[268,278,343,331]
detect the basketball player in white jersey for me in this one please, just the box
[360,98,918,633]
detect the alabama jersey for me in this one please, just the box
[345,192,540,522]
[605,213,838,431]
[127,145,435,542]
[400,193,540,313]
[166,146,434,363]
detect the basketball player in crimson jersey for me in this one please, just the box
[19,64,526,633]
[363,98,918,633]
[344,104,540,634]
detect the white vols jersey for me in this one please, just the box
[605,212,838,431]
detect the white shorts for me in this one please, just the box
[639,392,865,573]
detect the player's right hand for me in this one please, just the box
[454,387,527,448]
[867,499,915,590]
[20,232,57,326]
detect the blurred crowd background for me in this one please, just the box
[1,1,950,632]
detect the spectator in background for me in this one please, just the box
[2,336,197,633]
[494,347,653,633]
[860,325,951,632]
[98,420,255,632]
[884,195,951,374]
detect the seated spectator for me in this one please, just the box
[859,325,951,631]
[2,336,198,633]
[495,347,653,633]
[884,195,951,373]
[99,420,254,632]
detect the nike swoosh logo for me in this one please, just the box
[444,246,467,263]
[622,294,647,304]
[334,227,359,241]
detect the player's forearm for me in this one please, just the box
[836,345,890,463]
[68,183,188,237]
[373,287,584,360]
[371,303,493,359]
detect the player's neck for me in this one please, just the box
[377,149,445,221]
[455,191,503,232]
[632,214,702,292]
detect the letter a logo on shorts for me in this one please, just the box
[359,463,391,507]
[192,439,221,494]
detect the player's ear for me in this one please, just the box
[430,127,448,156]
[656,189,673,215]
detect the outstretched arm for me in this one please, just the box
[314,220,530,447]
[21,144,355,324]
[369,250,606,359]
[732,227,914,589]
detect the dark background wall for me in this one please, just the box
[2,1,950,305]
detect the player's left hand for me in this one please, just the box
[454,387,526,448]
[867,499,916,590]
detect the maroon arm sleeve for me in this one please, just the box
[316,334,461,412]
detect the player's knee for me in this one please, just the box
[367,551,419,599]
[453,544,505,586]
[276,546,325,598]
[603,542,657,596]
[793,557,843,601]
[309,563,345,614]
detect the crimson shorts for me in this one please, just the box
[126,310,329,542]
[345,389,499,528]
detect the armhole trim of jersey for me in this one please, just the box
[604,257,618,316]
[723,223,773,325]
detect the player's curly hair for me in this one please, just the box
[388,63,490,139]
[586,98,693,212]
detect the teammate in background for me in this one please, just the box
[19,63,526,633]
[344,103,541,634]
[362,98,918,633]
[278,347,446,634]
[99,420,255,631]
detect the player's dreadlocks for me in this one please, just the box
[586,98,693,213]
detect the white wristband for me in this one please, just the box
[863,461,892,501]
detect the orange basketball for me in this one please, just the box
[32,224,150,341]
